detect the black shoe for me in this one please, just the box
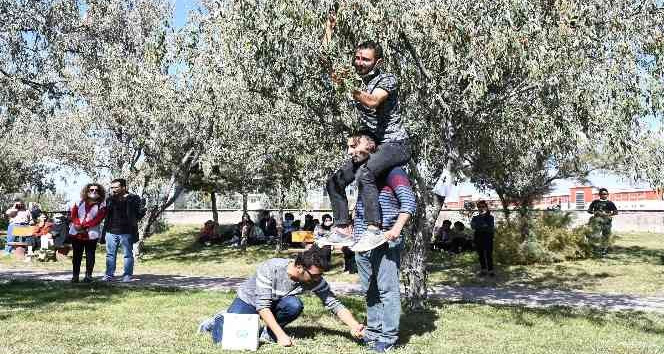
[71,276,80,283]
[83,276,93,283]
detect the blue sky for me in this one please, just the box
[171,0,200,28]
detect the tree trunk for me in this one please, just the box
[240,192,248,252]
[518,201,533,242]
[141,147,200,239]
[210,191,218,224]
[496,191,512,226]
[401,161,442,310]
[275,185,285,253]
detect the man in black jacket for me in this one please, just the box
[587,188,618,257]
[102,178,146,282]
[471,201,495,277]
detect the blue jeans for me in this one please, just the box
[211,296,304,344]
[355,237,403,345]
[3,223,15,254]
[105,233,134,276]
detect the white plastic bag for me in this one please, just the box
[221,313,260,351]
[433,175,454,197]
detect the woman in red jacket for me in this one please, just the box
[69,183,107,283]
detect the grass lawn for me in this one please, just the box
[427,232,664,296]
[2,226,663,296]
[1,279,663,354]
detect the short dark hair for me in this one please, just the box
[295,244,330,271]
[111,178,127,188]
[321,213,332,222]
[453,221,465,229]
[356,40,383,60]
[442,220,452,226]
[350,129,378,143]
[284,212,294,220]
[599,188,609,194]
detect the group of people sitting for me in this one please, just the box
[431,200,497,277]
[197,212,358,274]
[3,199,69,260]
[430,219,474,254]
[197,212,331,248]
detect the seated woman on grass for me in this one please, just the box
[198,220,222,246]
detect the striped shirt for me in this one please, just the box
[236,258,346,314]
[353,167,417,241]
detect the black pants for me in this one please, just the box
[474,234,494,271]
[72,239,98,278]
[326,140,410,226]
[321,245,333,265]
[342,246,357,273]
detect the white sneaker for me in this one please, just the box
[122,275,132,283]
[102,275,113,282]
[197,317,214,334]
[316,228,354,247]
[350,228,387,252]
[259,327,275,343]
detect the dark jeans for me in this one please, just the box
[474,234,494,271]
[327,140,410,226]
[211,296,304,344]
[72,239,98,278]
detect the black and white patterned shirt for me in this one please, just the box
[355,72,409,143]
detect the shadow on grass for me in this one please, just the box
[295,295,438,345]
[399,306,439,344]
[287,326,360,342]
[610,245,664,264]
[0,279,192,321]
[480,302,664,336]
[427,240,664,291]
[140,226,278,265]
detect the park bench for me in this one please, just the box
[5,225,35,260]
[3,224,70,261]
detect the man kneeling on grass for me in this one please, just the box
[198,245,365,347]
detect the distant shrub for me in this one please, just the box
[494,212,593,265]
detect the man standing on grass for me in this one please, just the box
[587,187,618,257]
[347,132,416,352]
[198,245,365,347]
[102,178,146,282]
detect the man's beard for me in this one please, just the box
[355,62,380,82]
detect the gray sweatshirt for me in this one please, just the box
[236,258,346,314]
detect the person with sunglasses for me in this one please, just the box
[198,245,365,347]
[587,188,618,257]
[68,183,107,283]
